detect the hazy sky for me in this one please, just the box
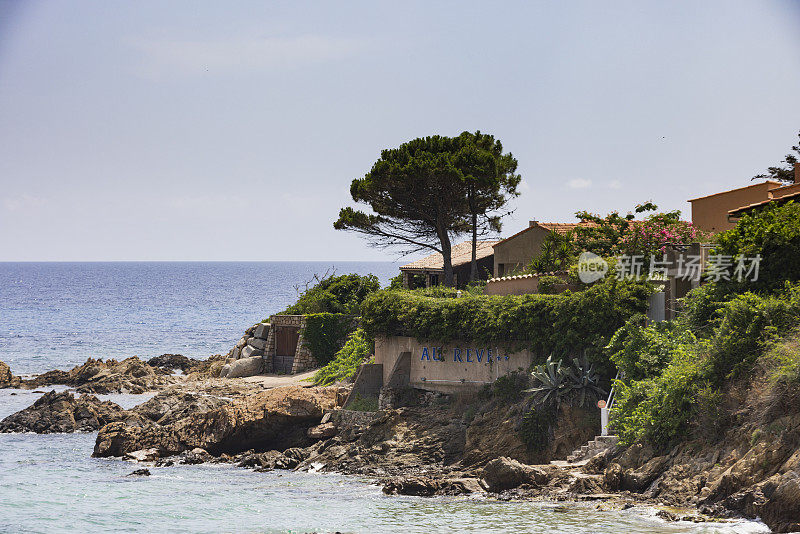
[1,1,799,261]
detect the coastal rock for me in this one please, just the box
[307,422,337,439]
[94,385,341,458]
[133,391,230,425]
[239,346,261,360]
[222,356,263,379]
[147,354,199,373]
[620,455,670,492]
[125,448,160,462]
[0,360,21,388]
[127,468,151,477]
[0,390,134,433]
[382,476,482,496]
[21,357,175,394]
[479,457,549,493]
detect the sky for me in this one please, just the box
[1,0,799,262]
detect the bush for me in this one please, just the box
[537,275,566,295]
[282,273,380,315]
[518,406,555,452]
[387,273,404,289]
[611,282,800,448]
[312,328,373,386]
[714,201,800,291]
[704,288,800,381]
[361,276,652,371]
[612,349,705,448]
[302,313,358,366]
[607,315,697,381]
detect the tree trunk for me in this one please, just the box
[439,228,454,287]
[470,211,478,283]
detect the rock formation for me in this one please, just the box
[147,354,200,374]
[0,360,20,388]
[0,390,135,433]
[20,357,177,394]
[93,385,343,458]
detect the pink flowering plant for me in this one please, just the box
[574,202,706,264]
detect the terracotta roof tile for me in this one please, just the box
[400,240,500,271]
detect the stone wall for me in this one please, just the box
[262,315,315,374]
[374,335,536,394]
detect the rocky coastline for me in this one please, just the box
[1,357,797,532]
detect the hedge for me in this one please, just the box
[302,313,358,366]
[360,277,651,367]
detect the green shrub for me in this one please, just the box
[487,370,529,402]
[714,201,800,291]
[607,315,697,381]
[312,328,373,386]
[610,282,800,448]
[387,273,404,289]
[537,275,566,295]
[704,288,800,381]
[282,273,380,315]
[347,393,378,412]
[361,276,651,371]
[518,406,555,452]
[302,313,358,366]
[612,349,706,448]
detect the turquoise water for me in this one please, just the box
[0,263,769,533]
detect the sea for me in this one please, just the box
[0,262,769,533]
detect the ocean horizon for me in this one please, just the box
[0,261,400,375]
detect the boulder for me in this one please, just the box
[219,364,232,378]
[248,338,267,351]
[94,385,340,458]
[620,455,671,492]
[224,356,263,379]
[0,361,20,388]
[240,346,262,360]
[479,457,549,492]
[125,448,160,462]
[254,323,270,340]
[307,422,337,439]
[383,476,482,496]
[134,391,229,425]
[147,354,198,373]
[0,390,134,433]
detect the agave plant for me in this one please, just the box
[563,356,607,408]
[526,354,607,408]
[525,354,569,407]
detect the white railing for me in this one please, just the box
[600,371,619,436]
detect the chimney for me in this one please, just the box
[529,220,538,227]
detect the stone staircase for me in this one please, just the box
[565,435,619,464]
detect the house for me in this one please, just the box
[492,221,590,277]
[399,240,498,289]
[689,162,800,233]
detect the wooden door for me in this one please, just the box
[275,327,300,357]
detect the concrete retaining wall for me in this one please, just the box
[374,335,535,394]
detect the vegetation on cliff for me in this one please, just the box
[360,276,651,370]
[312,328,373,386]
[280,273,380,315]
[611,202,800,449]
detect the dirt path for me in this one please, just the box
[240,370,316,388]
